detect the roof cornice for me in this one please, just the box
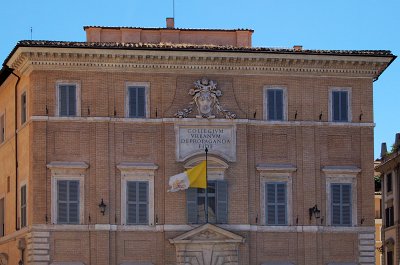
[6,45,394,79]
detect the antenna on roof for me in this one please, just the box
[173,0,175,19]
[30,27,33,40]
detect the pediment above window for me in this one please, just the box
[184,156,228,180]
[322,166,361,175]
[256,164,297,174]
[47,161,89,175]
[170,223,244,244]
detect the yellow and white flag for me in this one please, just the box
[168,161,206,192]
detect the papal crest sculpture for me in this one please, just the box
[175,78,236,119]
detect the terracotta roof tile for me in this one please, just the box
[11,40,394,57]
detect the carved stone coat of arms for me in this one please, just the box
[175,78,236,119]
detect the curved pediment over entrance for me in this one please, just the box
[169,223,245,265]
[184,156,228,181]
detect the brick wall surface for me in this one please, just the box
[0,61,377,265]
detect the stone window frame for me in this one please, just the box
[124,82,150,118]
[47,162,88,225]
[118,163,158,226]
[328,87,352,123]
[257,164,296,226]
[55,81,81,117]
[323,166,359,227]
[19,179,28,229]
[263,86,288,121]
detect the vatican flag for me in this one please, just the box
[168,161,207,192]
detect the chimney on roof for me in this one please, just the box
[293,45,303,51]
[166,18,175,29]
[394,133,400,151]
[381,142,388,158]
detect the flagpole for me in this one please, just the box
[205,147,208,223]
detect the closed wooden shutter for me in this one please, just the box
[57,180,68,223]
[57,180,80,224]
[331,183,352,226]
[59,86,68,116]
[266,182,287,225]
[128,87,146,118]
[59,85,77,116]
[216,181,228,224]
[332,91,348,122]
[68,85,76,116]
[340,91,348,121]
[127,181,148,224]
[21,185,27,228]
[341,184,351,225]
[186,188,198,224]
[68,180,80,224]
[21,92,27,124]
[267,89,284,121]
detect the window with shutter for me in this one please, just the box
[21,185,27,228]
[265,182,287,225]
[21,92,27,124]
[59,85,77,116]
[331,90,349,122]
[126,181,149,224]
[0,198,4,237]
[187,180,228,224]
[57,180,80,224]
[0,114,4,143]
[387,173,393,193]
[385,206,394,227]
[266,89,284,121]
[128,86,146,118]
[331,183,352,226]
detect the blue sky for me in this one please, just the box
[1,0,399,158]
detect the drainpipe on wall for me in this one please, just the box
[11,68,20,231]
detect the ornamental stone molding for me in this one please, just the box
[169,223,245,265]
[6,47,391,80]
[175,78,236,119]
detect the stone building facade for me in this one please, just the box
[376,134,400,265]
[0,19,396,265]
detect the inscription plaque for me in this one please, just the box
[176,125,236,161]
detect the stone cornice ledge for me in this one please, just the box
[117,162,158,171]
[30,116,376,128]
[322,166,361,174]
[256,164,297,173]
[10,48,392,80]
[46,161,89,170]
